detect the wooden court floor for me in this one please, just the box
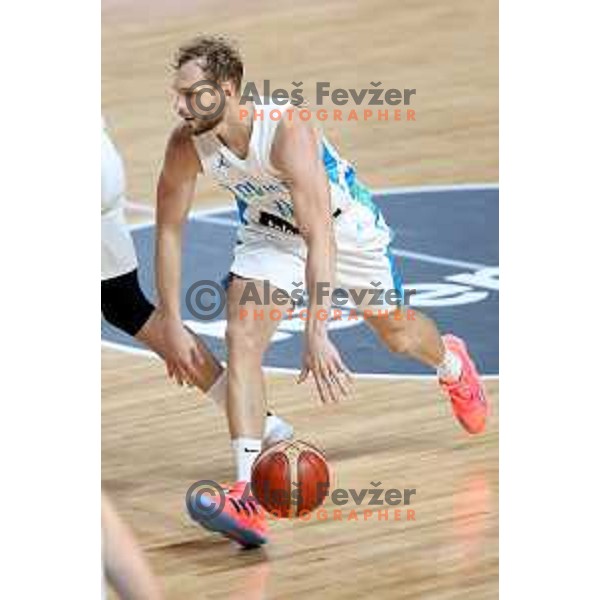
[102,0,498,597]
[102,351,498,599]
[102,0,498,212]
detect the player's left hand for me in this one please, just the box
[298,332,353,403]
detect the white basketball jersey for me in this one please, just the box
[192,98,386,235]
[100,116,138,280]
[101,117,126,215]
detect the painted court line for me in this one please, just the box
[190,212,493,271]
[130,209,494,271]
[101,340,498,379]
[127,209,493,271]
[125,182,498,270]
[191,213,237,226]
[123,200,154,214]
[389,248,490,271]
[376,182,498,196]
[124,182,499,217]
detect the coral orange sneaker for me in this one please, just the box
[439,335,489,434]
[188,481,268,549]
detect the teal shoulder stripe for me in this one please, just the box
[386,248,404,305]
[321,140,339,184]
[235,197,249,224]
[322,137,388,232]
[343,164,385,227]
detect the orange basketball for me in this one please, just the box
[251,439,330,518]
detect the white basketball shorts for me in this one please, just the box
[229,200,404,312]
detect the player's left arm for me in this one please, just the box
[271,115,351,403]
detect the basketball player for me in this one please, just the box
[155,36,489,547]
[101,116,292,445]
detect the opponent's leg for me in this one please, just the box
[142,312,293,444]
[101,269,292,444]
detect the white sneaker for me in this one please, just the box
[263,413,294,448]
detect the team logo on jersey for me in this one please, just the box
[214,154,231,172]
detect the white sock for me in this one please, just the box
[437,348,463,382]
[232,437,262,482]
[264,413,293,445]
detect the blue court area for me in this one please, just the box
[102,185,499,375]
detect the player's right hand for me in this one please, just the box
[298,330,353,403]
[158,313,206,387]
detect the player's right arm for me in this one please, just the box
[155,126,204,385]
